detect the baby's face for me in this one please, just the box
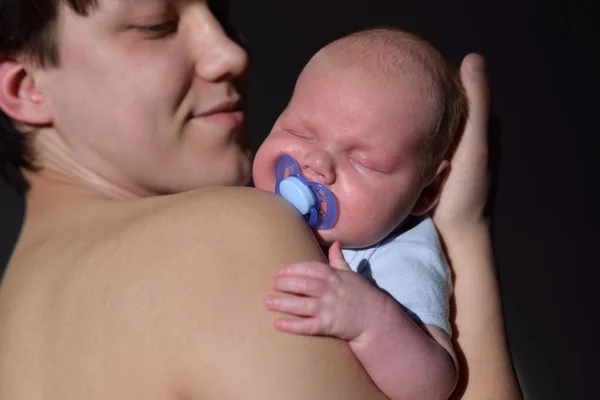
[253,64,436,248]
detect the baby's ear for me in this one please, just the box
[0,59,53,125]
[411,160,450,216]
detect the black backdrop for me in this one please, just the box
[1,1,598,398]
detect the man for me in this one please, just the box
[0,1,520,399]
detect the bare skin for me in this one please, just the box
[0,2,389,397]
[0,181,389,399]
[437,55,522,400]
[256,31,459,400]
[0,13,521,394]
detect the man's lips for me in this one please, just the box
[192,110,245,129]
[190,98,245,130]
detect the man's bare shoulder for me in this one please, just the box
[126,186,320,268]
[147,186,314,243]
[106,187,385,399]
[120,186,325,322]
[0,187,304,399]
[82,186,324,342]
[1,187,386,399]
[114,186,323,299]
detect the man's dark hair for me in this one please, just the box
[0,0,98,193]
[0,0,241,194]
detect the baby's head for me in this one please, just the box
[253,27,466,248]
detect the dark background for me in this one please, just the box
[1,0,598,398]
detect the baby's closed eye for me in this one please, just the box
[286,129,316,141]
[349,154,391,174]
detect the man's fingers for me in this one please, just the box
[459,53,490,146]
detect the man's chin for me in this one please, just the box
[236,155,254,186]
[235,172,252,187]
[216,148,253,187]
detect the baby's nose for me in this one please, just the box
[301,152,336,186]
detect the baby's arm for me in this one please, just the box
[265,242,457,400]
[348,285,457,400]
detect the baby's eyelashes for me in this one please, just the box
[349,156,380,174]
[349,153,397,175]
[286,129,316,141]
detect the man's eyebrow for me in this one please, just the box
[102,0,175,18]
[106,0,170,10]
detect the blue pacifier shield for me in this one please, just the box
[275,154,338,230]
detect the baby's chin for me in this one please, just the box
[312,230,333,246]
[314,228,379,250]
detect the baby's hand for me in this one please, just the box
[265,242,386,341]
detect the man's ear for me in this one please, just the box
[411,160,450,216]
[0,59,52,125]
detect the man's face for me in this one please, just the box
[33,0,251,195]
[253,63,437,248]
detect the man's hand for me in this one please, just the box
[432,54,491,235]
[264,242,386,341]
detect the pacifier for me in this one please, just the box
[275,154,338,230]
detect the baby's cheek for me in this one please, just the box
[347,196,402,246]
[252,142,278,191]
[330,213,382,248]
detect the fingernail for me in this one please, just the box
[469,56,487,75]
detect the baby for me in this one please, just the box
[253,27,466,400]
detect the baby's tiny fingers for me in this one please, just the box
[271,276,328,297]
[274,317,325,336]
[277,262,334,280]
[264,295,320,317]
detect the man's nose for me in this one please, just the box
[301,151,336,186]
[189,13,249,82]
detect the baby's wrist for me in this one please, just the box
[348,292,394,350]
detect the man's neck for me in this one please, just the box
[30,127,150,201]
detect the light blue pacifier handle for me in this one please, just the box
[274,154,338,230]
[279,177,315,215]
